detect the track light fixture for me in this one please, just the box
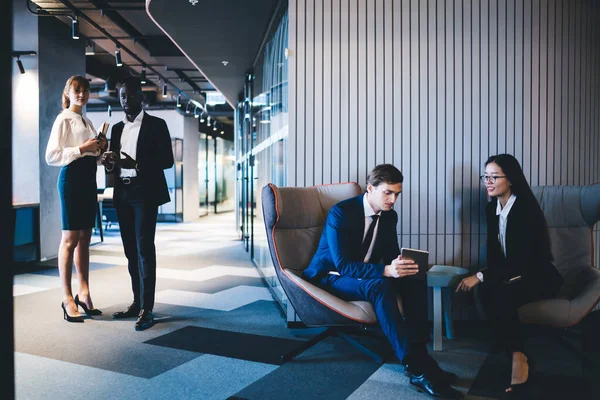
[213,121,217,131]
[176,94,182,108]
[85,41,95,55]
[162,82,168,98]
[71,17,80,39]
[140,66,146,84]
[108,104,112,117]
[115,46,122,66]
[199,111,205,123]
[185,102,191,114]
[194,106,199,119]
[16,58,25,74]
[206,116,211,126]
[11,51,36,74]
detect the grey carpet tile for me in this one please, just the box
[156,276,270,294]
[16,352,277,400]
[233,337,383,400]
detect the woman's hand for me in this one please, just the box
[79,138,102,153]
[456,275,481,292]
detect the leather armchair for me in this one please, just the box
[262,182,400,362]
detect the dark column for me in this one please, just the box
[2,0,15,398]
[37,16,85,259]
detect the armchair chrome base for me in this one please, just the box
[281,327,385,364]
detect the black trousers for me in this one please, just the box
[319,274,429,363]
[478,279,556,354]
[116,183,159,311]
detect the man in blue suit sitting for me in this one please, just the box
[303,164,461,400]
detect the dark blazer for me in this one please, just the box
[108,112,174,206]
[484,197,563,291]
[303,194,400,281]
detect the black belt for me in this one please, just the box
[120,176,139,185]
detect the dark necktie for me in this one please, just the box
[361,215,379,261]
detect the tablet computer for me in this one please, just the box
[400,248,429,280]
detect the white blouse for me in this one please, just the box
[45,109,98,167]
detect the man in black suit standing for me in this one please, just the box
[101,77,174,331]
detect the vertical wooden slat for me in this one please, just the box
[401,0,411,236]
[295,0,306,186]
[348,2,359,183]
[546,0,555,186]
[375,0,385,165]
[314,0,324,185]
[384,0,394,165]
[288,0,297,186]
[323,0,333,184]
[340,0,349,183]
[305,0,315,186]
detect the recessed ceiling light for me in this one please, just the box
[222,61,229,66]
[189,0,198,5]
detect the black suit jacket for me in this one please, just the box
[484,197,563,291]
[303,194,401,281]
[108,112,174,206]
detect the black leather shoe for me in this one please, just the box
[112,303,140,319]
[405,357,459,384]
[410,371,463,399]
[135,309,154,331]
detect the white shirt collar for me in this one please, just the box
[496,194,517,218]
[363,194,382,218]
[123,109,144,125]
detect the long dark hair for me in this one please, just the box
[485,154,553,261]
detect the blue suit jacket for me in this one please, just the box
[303,194,401,281]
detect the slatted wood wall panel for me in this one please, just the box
[288,0,600,278]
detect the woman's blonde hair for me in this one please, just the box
[62,75,90,109]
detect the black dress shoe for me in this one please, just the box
[135,309,154,331]
[405,356,459,384]
[112,303,140,319]
[410,371,463,399]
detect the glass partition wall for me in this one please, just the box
[236,11,289,311]
[199,131,235,216]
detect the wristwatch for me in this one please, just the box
[476,271,484,282]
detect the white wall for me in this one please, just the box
[183,117,199,221]
[12,0,39,205]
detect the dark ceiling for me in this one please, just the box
[29,0,237,137]
[146,0,281,108]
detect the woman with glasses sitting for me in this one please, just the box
[455,154,563,396]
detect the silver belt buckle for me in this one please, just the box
[122,177,131,185]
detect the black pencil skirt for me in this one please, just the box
[58,156,97,231]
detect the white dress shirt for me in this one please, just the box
[45,109,97,166]
[363,194,382,262]
[119,110,144,178]
[496,194,517,257]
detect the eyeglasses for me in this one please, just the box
[480,175,506,184]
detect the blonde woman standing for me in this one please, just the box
[45,75,105,322]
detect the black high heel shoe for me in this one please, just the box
[504,359,535,398]
[74,294,102,316]
[61,302,84,323]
